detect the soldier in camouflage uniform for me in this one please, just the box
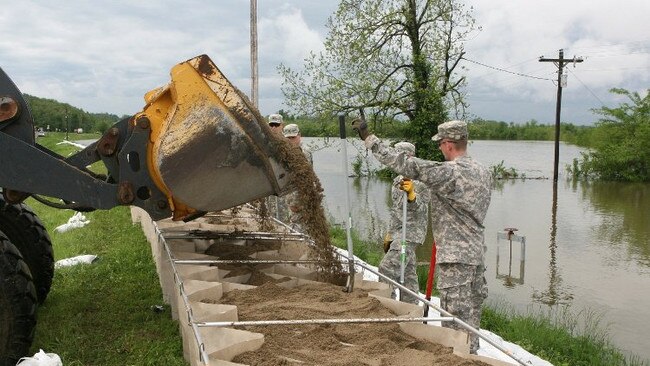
[379,142,429,305]
[283,124,313,232]
[353,119,492,354]
[268,113,285,135]
[266,114,287,221]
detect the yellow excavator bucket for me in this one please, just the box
[136,55,290,220]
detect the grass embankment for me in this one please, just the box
[28,203,185,365]
[329,225,648,366]
[24,132,185,365]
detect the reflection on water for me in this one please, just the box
[495,229,526,288]
[532,183,573,305]
[577,181,650,266]
[308,138,650,359]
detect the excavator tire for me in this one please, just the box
[0,197,54,303]
[0,236,37,366]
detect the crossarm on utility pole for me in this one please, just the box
[539,49,583,182]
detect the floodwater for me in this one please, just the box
[304,137,650,361]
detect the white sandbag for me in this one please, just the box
[54,212,90,233]
[16,349,62,366]
[55,254,99,269]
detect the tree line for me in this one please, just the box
[467,118,596,147]
[279,86,649,182]
[24,84,648,182]
[24,94,123,134]
[278,111,596,146]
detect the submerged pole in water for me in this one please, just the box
[339,114,355,292]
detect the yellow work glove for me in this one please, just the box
[383,233,392,253]
[399,179,416,202]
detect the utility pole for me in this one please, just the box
[250,0,259,108]
[65,108,69,140]
[539,49,583,182]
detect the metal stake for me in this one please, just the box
[399,189,407,301]
[173,259,330,265]
[339,114,355,292]
[197,316,453,328]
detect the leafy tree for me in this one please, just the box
[23,94,120,134]
[279,0,477,159]
[576,88,650,182]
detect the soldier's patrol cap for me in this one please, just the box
[394,141,416,156]
[431,120,468,142]
[283,124,300,137]
[268,114,283,126]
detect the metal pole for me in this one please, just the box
[173,259,331,265]
[250,0,258,107]
[65,109,69,140]
[197,316,454,328]
[399,190,407,301]
[339,114,355,292]
[162,231,308,240]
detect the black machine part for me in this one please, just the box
[0,236,37,366]
[0,196,54,303]
[0,66,171,220]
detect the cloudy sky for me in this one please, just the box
[1,1,648,125]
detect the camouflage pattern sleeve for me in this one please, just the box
[364,135,453,187]
[365,134,492,266]
[387,175,429,245]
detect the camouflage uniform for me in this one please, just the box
[379,174,429,304]
[266,114,287,221]
[365,121,492,353]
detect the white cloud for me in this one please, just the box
[260,6,325,65]
[0,0,647,124]
[256,5,326,114]
[463,0,650,123]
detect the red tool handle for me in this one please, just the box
[423,241,437,319]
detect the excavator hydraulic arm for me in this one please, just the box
[0,55,291,221]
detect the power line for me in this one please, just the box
[566,68,605,106]
[462,58,553,81]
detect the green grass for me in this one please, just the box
[329,224,384,268]
[22,133,185,365]
[481,304,648,366]
[28,202,186,365]
[36,132,99,153]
